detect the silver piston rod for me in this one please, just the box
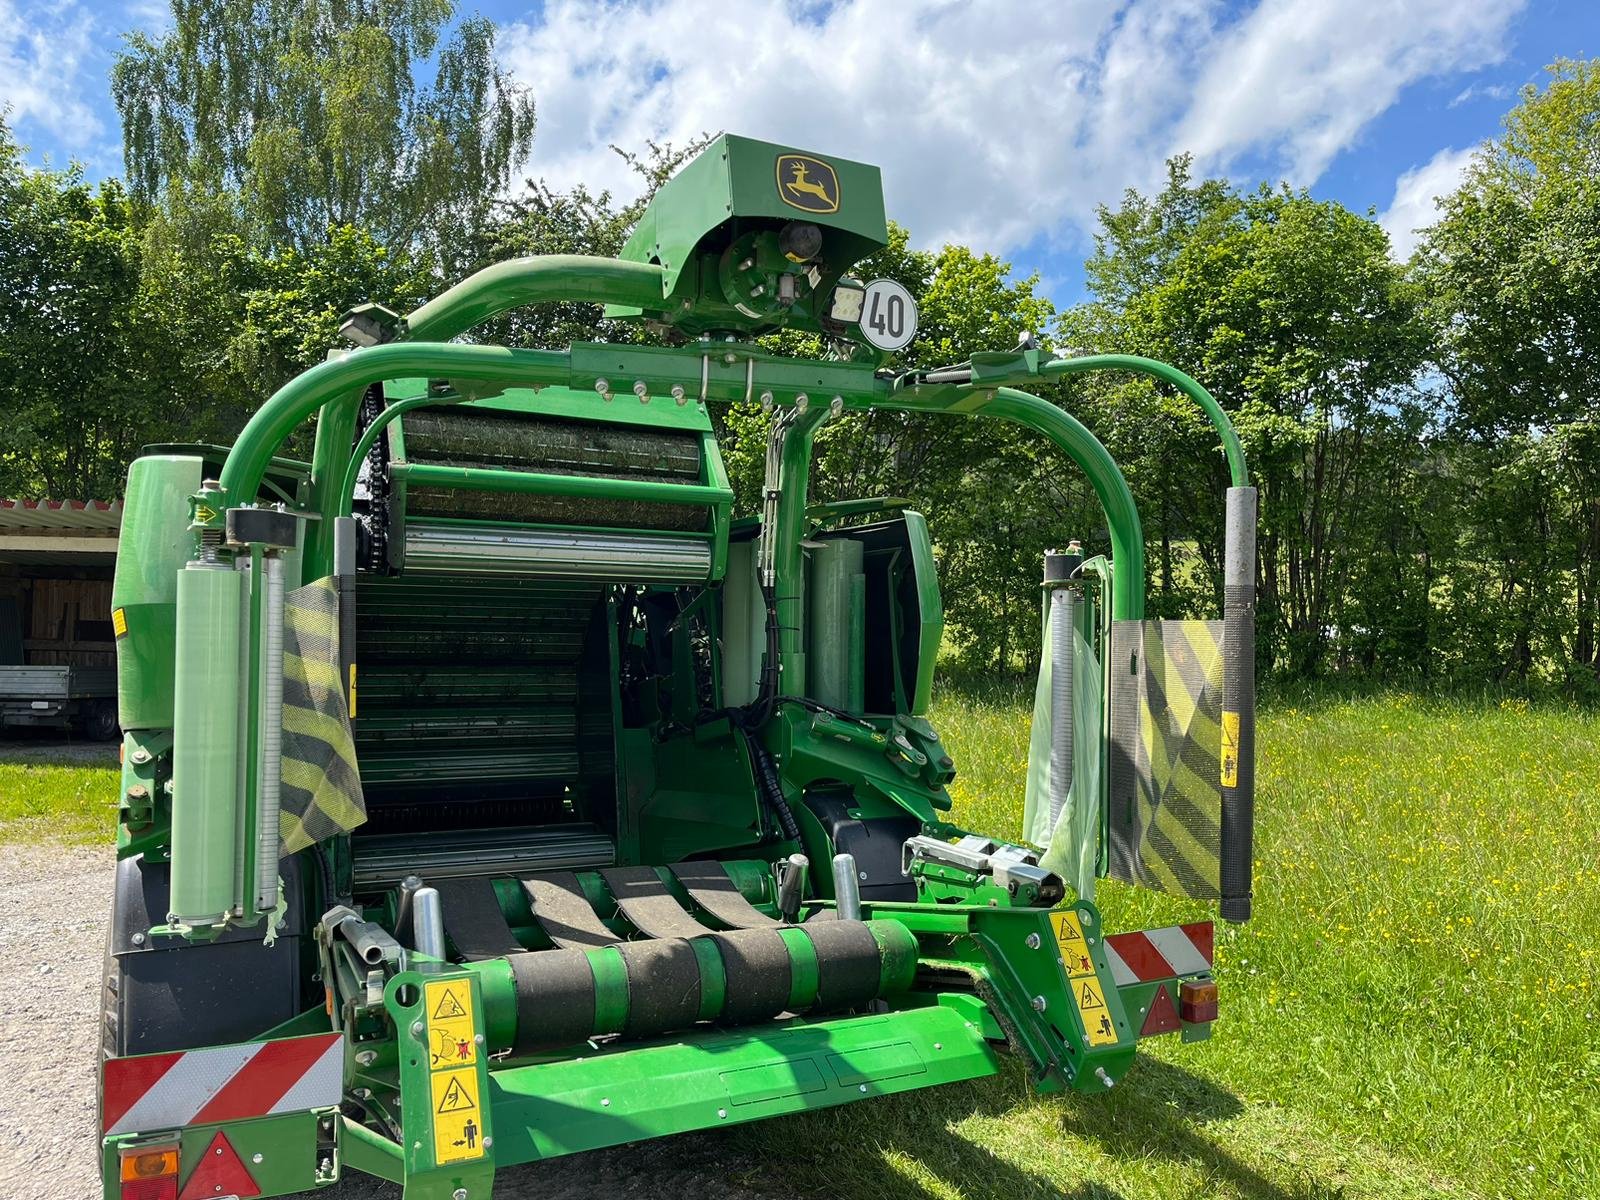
[255,551,285,912]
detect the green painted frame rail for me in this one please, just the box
[392,462,733,508]
[216,258,1255,627]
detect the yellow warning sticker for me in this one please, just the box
[1220,710,1241,789]
[424,979,478,1071]
[111,607,128,638]
[429,1067,485,1164]
[1073,975,1119,1046]
[1049,910,1096,978]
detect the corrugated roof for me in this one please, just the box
[0,499,123,533]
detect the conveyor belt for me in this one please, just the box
[523,872,622,949]
[430,865,919,1055]
[435,876,525,961]
[601,866,715,940]
[671,861,782,929]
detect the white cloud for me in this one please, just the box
[501,0,1525,259]
[0,0,105,154]
[1449,81,1512,108]
[1378,144,1478,259]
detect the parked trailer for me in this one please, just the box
[97,136,1255,1200]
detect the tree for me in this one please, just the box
[1417,59,1600,687]
[1064,161,1433,676]
[0,118,181,497]
[112,0,535,267]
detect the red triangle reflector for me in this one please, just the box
[1140,984,1182,1037]
[179,1131,261,1200]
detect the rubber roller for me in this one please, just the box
[472,919,919,1055]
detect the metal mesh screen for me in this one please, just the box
[1107,619,1225,900]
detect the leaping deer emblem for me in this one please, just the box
[787,162,838,206]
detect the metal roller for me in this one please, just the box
[402,523,713,583]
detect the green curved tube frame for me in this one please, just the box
[1041,354,1248,487]
[402,255,670,344]
[220,344,572,503]
[863,385,1146,621]
[337,395,443,518]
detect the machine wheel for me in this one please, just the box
[83,699,119,742]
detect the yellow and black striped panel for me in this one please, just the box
[280,577,366,854]
[1107,620,1224,900]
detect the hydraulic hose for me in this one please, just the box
[743,726,800,842]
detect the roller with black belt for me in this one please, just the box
[430,862,919,1055]
[491,917,918,1054]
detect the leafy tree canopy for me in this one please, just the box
[112,0,536,264]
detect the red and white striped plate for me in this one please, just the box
[102,1033,344,1137]
[1104,922,1213,986]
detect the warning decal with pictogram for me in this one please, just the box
[430,1066,485,1165]
[424,979,478,1069]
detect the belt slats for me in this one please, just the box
[523,871,623,949]
[601,866,714,940]
[435,876,525,960]
[671,861,782,929]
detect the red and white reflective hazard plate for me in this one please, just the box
[102,1032,343,1136]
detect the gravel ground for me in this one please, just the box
[0,732,120,764]
[0,843,775,1200]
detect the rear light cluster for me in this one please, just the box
[1179,976,1219,1023]
[118,1143,178,1200]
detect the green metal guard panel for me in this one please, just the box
[615,133,888,302]
[486,1005,998,1164]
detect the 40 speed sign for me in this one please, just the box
[858,278,918,352]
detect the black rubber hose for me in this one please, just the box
[743,726,800,842]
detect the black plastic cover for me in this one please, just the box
[106,854,311,1055]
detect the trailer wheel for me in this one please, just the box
[84,699,119,742]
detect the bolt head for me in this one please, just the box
[474,1033,485,1045]
[252,1153,263,1164]
[355,1049,377,1066]
[601,1097,610,1107]
[718,1108,728,1119]
[482,1137,493,1149]
[1025,932,1042,949]
[1031,995,1048,1012]
[410,1020,425,1038]
[671,384,686,404]
[594,378,610,394]
[131,932,146,946]
[454,1190,469,1200]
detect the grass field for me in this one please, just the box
[0,746,118,843]
[741,686,1600,1200]
[2,691,1595,1199]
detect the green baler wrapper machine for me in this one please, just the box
[99,135,1255,1200]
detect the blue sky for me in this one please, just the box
[3,0,1597,308]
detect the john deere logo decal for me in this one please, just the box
[776,154,839,214]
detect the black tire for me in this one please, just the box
[97,906,119,1186]
[84,698,119,742]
